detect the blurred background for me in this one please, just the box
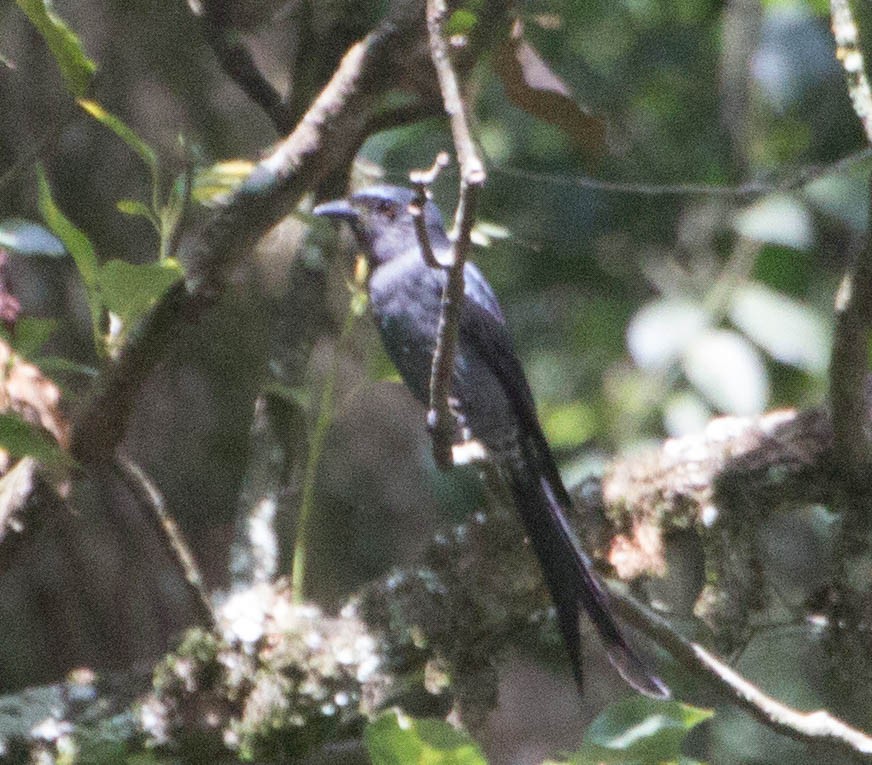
[0,0,867,763]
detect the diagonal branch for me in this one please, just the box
[70,18,423,464]
[610,589,872,760]
[190,3,291,132]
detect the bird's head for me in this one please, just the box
[313,185,449,266]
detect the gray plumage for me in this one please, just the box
[314,185,669,700]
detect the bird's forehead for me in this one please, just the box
[350,185,415,209]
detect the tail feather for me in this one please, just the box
[506,458,670,700]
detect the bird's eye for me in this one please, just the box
[374,199,397,220]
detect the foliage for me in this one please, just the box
[547,698,712,765]
[1,0,869,763]
[365,709,488,765]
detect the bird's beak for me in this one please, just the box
[312,199,357,221]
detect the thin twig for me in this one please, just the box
[609,589,872,760]
[115,454,214,626]
[487,146,872,198]
[409,152,450,269]
[190,4,291,132]
[423,0,487,471]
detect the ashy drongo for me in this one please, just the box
[314,185,668,699]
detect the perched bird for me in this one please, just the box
[314,185,669,699]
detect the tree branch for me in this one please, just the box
[189,2,291,132]
[829,178,872,505]
[831,0,872,144]
[610,589,872,760]
[70,12,432,465]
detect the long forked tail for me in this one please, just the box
[505,458,670,700]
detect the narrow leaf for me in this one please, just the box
[117,199,159,229]
[192,159,255,206]
[16,0,96,98]
[35,165,98,290]
[78,99,157,174]
[35,164,105,351]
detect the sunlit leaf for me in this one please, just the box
[16,0,96,98]
[682,329,770,416]
[734,194,813,250]
[193,159,255,206]
[729,283,830,373]
[663,390,711,437]
[0,219,66,258]
[471,220,512,247]
[78,99,157,174]
[805,172,869,232]
[365,709,487,765]
[446,9,478,36]
[627,298,711,371]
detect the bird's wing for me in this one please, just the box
[459,266,570,506]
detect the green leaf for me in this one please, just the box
[36,166,98,290]
[0,413,70,467]
[35,165,103,350]
[116,199,157,225]
[366,341,402,383]
[97,258,183,336]
[559,698,713,764]
[16,0,96,98]
[10,317,58,359]
[0,219,66,257]
[365,709,487,765]
[78,99,157,175]
[31,356,97,378]
[159,173,191,243]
